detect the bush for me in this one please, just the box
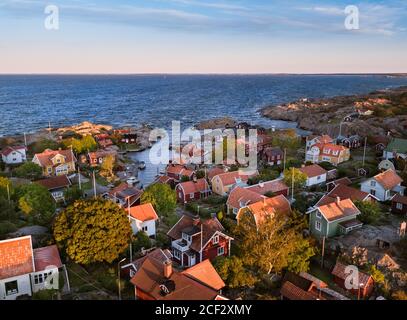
[0,221,18,236]
[155,232,170,248]
[132,232,151,253]
[15,162,43,180]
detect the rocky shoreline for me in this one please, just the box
[261,86,407,137]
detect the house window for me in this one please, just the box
[47,167,52,173]
[213,235,219,244]
[396,203,403,210]
[5,280,18,296]
[371,181,376,187]
[190,193,195,199]
[316,211,322,219]
[317,175,321,180]
[182,233,191,242]
[217,246,225,256]
[34,274,44,284]
[173,250,181,260]
[315,221,322,232]
[370,189,376,196]
[142,226,148,232]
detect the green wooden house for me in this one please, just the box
[309,198,362,239]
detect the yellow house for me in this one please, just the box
[211,171,257,196]
[32,149,77,176]
[306,143,350,166]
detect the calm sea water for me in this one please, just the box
[1,74,407,137]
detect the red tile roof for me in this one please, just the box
[313,143,348,157]
[280,281,319,300]
[1,146,26,157]
[246,178,289,195]
[130,254,221,300]
[35,175,71,191]
[392,194,407,205]
[227,186,265,210]
[212,170,255,187]
[317,184,371,206]
[33,149,76,167]
[299,164,327,178]
[317,198,360,222]
[238,195,291,226]
[155,175,174,184]
[207,167,225,181]
[127,203,159,222]
[176,178,210,195]
[181,259,225,291]
[167,216,229,253]
[373,169,403,190]
[0,236,34,280]
[331,261,372,285]
[33,245,63,272]
[166,164,194,177]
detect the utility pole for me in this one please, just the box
[283,148,287,172]
[291,168,295,201]
[128,198,133,262]
[6,183,11,204]
[78,167,82,190]
[93,170,97,199]
[23,132,27,147]
[362,137,368,167]
[321,236,326,268]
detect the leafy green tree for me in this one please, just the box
[0,196,18,221]
[64,186,83,204]
[63,135,97,154]
[16,184,55,225]
[15,162,43,180]
[213,256,257,289]
[195,170,205,179]
[283,167,307,190]
[100,154,115,178]
[354,200,381,224]
[141,183,177,216]
[236,210,315,275]
[30,139,61,154]
[180,175,190,182]
[132,231,152,253]
[0,177,13,199]
[53,198,132,264]
[81,135,97,152]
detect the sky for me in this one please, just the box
[0,0,407,74]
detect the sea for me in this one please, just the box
[1,74,407,137]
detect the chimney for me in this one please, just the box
[259,181,264,188]
[163,260,173,279]
[336,196,341,205]
[193,175,198,183]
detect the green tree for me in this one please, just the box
[132,231,152,253]
[15,162,43,180]
[53,198,132,264]
[81,135,97,152]
[30,139,61,154]
[0,196,18,221]
[354,200,381,224]
[64,186,83,204]
[236,210,315,275]
[100,154,115,178]
[141,183,177,216]
[16,184,55,225]
[0,176,12,200]
[213,256,257,289]
[283,167,307,190]
[63,135,97,154]
[180,175,190,182]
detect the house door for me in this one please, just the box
[190,255,196,267]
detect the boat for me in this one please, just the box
[138,161,146,170]
[126,177,139,185]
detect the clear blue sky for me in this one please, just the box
[0,0,406,73]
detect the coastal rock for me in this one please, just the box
[195,117,237,130]
[57,121,113,136]
[261,87,407,137]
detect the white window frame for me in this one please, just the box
[315,221,322,232]
[396,203,403,210]
[173,250,181,260]
[190,193,195,199]
[217,246,225,256]
[213,235,219,244]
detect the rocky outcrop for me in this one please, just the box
[195,117,237,130]
[261,87,407,137]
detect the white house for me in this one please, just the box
[360,169,405,202]
[0,236,63,300]
[127,203,159,237]
[1,146,27,164]
[299,164,328,187]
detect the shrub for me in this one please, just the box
[0,221,17,236]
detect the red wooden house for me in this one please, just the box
[166,164,195,182]
[175,178,211,204]
[391,194,407,215]
[331,261,375,299]
[167,216,233,268]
